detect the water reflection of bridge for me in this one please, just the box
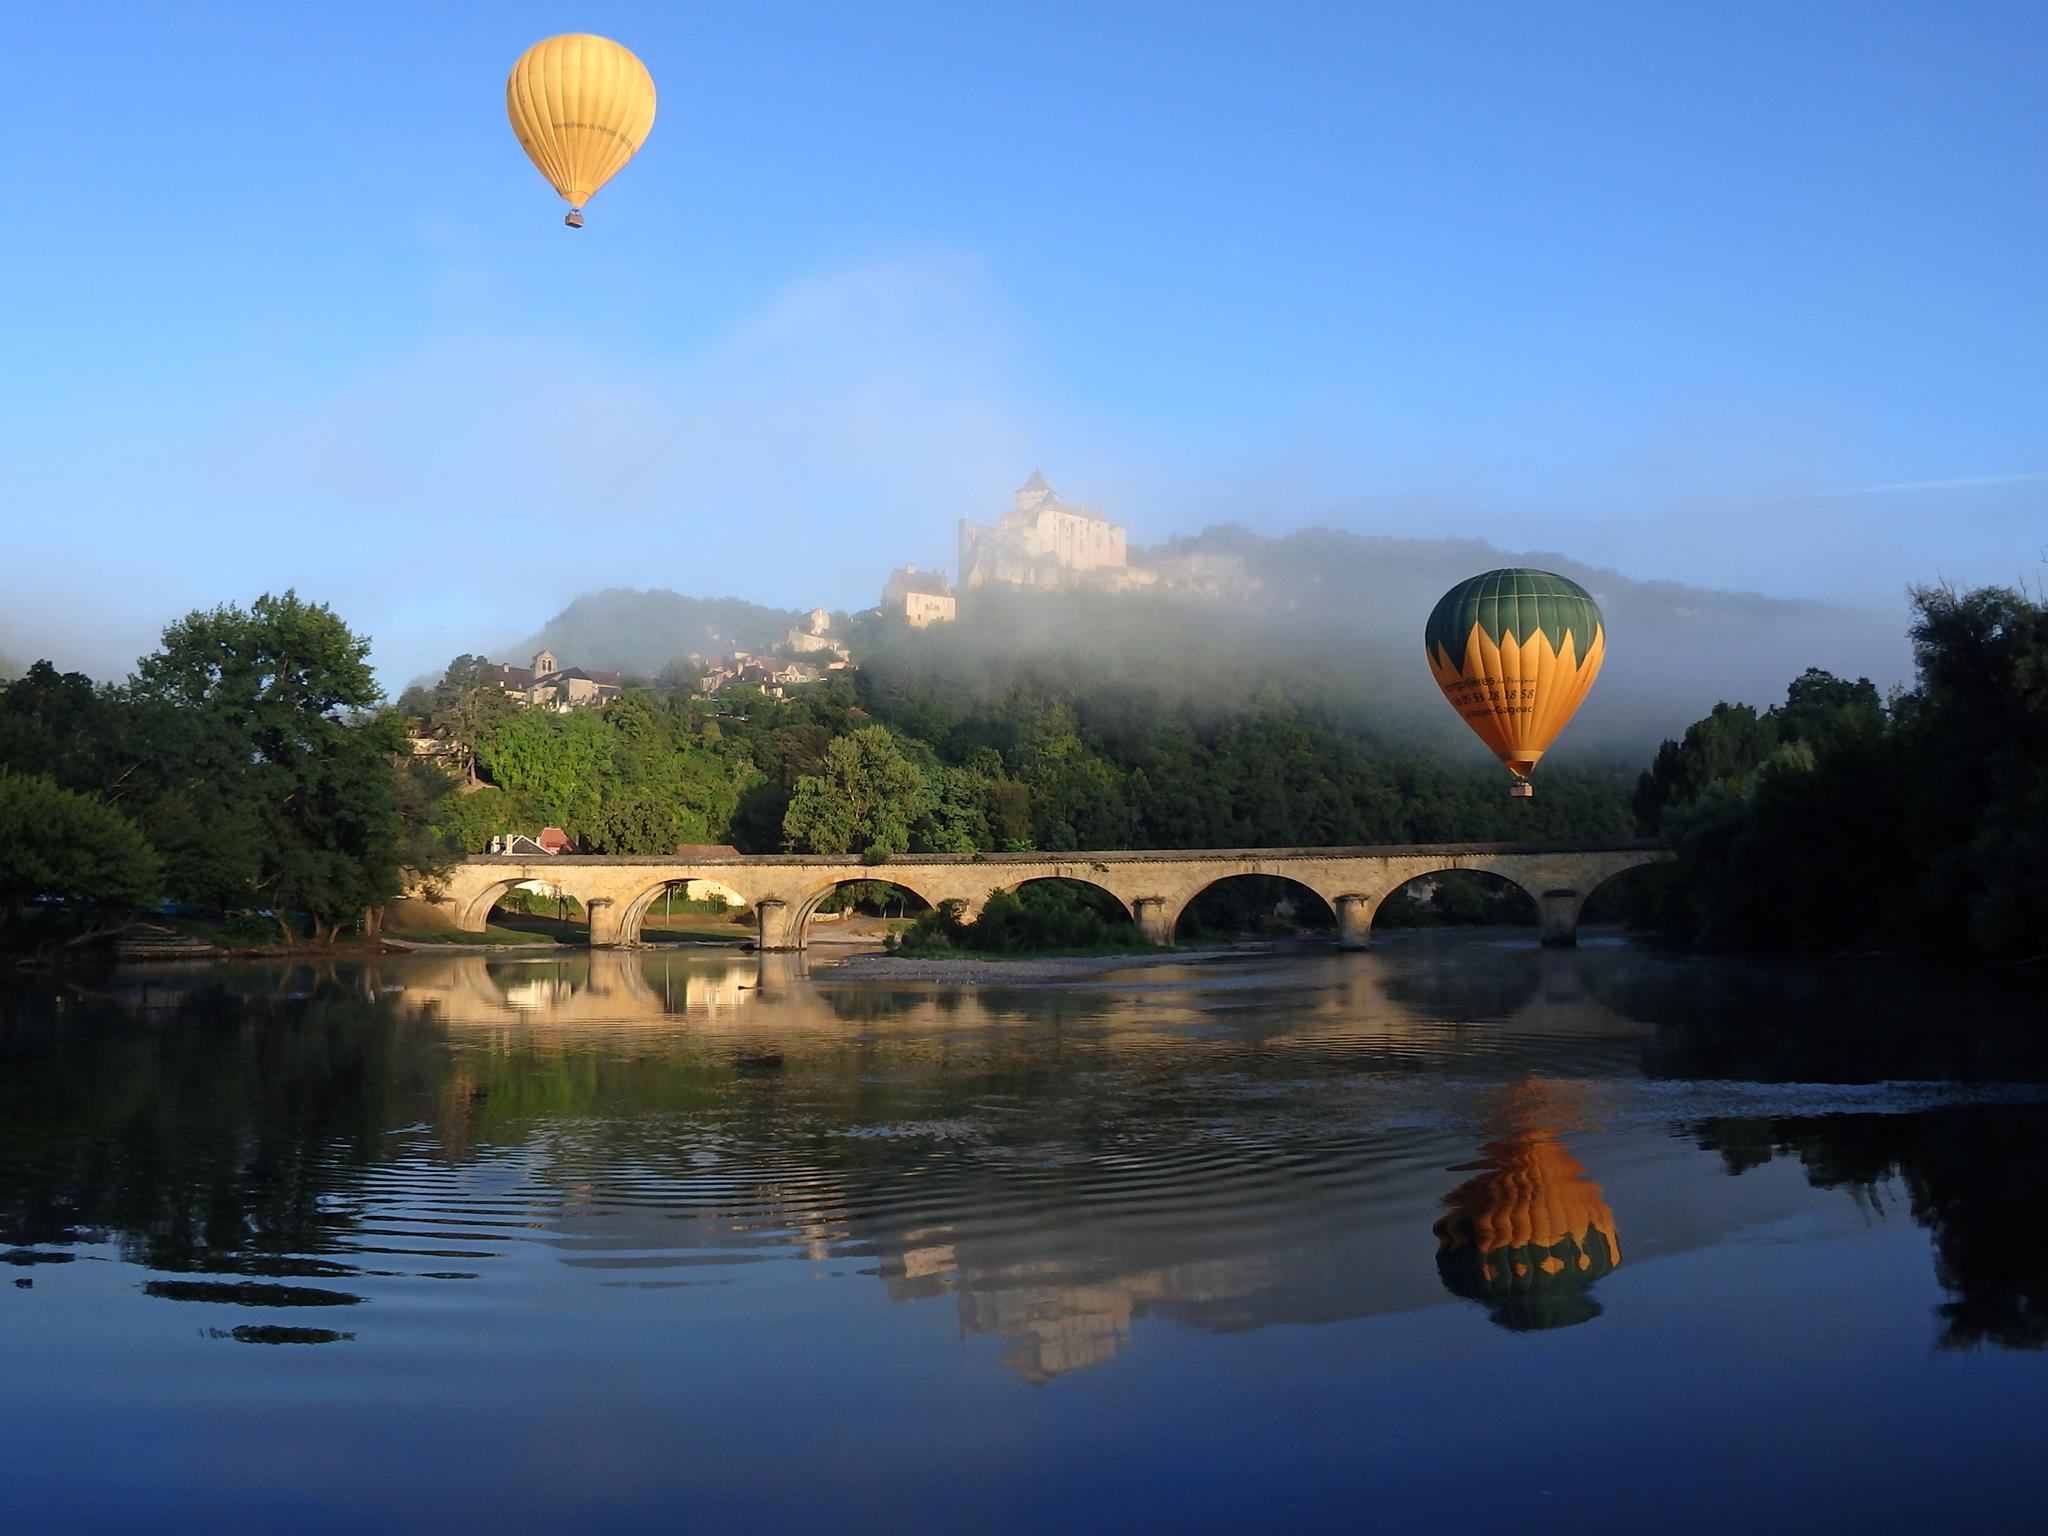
[395,951,801,1027]
[384,948,1636,1377]
[30,944,2042,1386]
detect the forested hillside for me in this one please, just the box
[419,659,1638,860]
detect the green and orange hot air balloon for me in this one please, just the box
[1425,569,1605,796]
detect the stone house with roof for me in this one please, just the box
[882,566,957,627]
[490,650,624,711]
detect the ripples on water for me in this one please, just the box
[2,935,2045,1530]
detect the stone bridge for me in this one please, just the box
[426,842,1670,952]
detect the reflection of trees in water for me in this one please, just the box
[1588,956,2048,1085]
[0,980,441,1298]
[1692,1108,2048,1351]
[3,966,1462,1374]
[1374,941,1546,1022]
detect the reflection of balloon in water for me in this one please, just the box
[1424,569,1605,796]
[506,34,657,228]
[1433,1129,1621,1331]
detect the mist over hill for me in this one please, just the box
[486,525,1909,762]
[508,590,803,676]
[1148,525,1912,756]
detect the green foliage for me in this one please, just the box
[1634,587,2048,959]
[815,881,922,917]
[404,653,516,782]
[1635,669,1884,833]
[899,881,1140,954]
[479,707,613,833]
[782,726,929,857]
[1374,871,1536,929]
[493,888,584,917]
[0,768,162,922]
[0,594,441,944]
[1177,876,1336,939]
[432,784,522,854]
[131,593,404,939]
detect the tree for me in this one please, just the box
[1771,667,1884,744]
[433,784,521,853]
[0,662,137,796]
[1633,703,1781,831]
[782,727,928,857]
[1631,585,2048,959]
[0,768,163,928]
[478,707,613,836]
[132,592,402,941]
[422,654,516,785]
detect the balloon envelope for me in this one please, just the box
[1424,568,1605,779]
[506,34,656,217]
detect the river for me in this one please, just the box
[3,933,2045,1530]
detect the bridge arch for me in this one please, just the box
[456,873,591,934]
[1173,873,1337,945]
[1371,867,1543,940]
[615,873,752,947]
[976,876,1141,947]
[1574,861,1666,934]
[788,875,944,951]
[992,874,1135,919]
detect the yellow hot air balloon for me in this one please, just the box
[506,34,657,228]
[1424,568,1606,797]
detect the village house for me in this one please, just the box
[882,565,957,627]
[779,607,849,658]
[489,650,624,711]
[694,652,831,700]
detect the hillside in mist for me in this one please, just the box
[492,525,1910,762]
[509,590,803,675]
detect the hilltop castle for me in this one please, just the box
[958,472,1130,590]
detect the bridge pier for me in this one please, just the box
[587,897,631,948]
[1333,894,1374,951]
[756,899,798,952]
[1132,897,1175,948]
[1539,889,1586,948]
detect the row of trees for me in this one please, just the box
[0,594,445,944]
[1631,583,2047,960]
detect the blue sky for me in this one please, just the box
[3,1,2043,687]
